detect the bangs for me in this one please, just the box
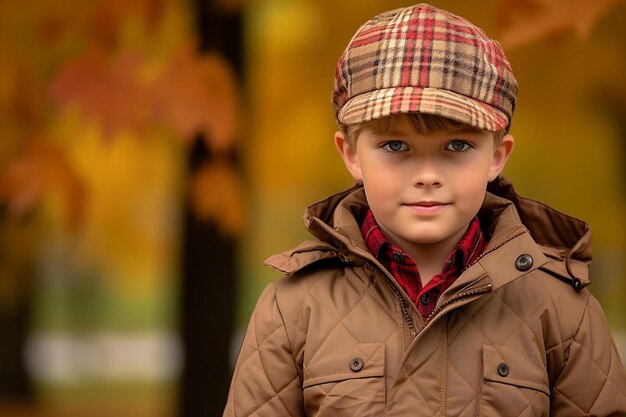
[369,113,470,135]
[345,113,504,142]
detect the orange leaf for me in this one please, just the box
[50,49,151,138]
[188,160,246,237]
[152,44,243,151]
[0,139,86,231]
[498,0,625,49]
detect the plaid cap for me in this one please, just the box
[332,4,518,132]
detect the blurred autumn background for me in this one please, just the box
[0,0,625,416]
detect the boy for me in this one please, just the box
[224,3,626,416]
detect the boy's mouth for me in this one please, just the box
[410,201,446,206]
[404,201,449,214]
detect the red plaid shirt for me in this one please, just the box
[361,209,487,322]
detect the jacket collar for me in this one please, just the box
[485,177,591,289]
[266,177,591,292]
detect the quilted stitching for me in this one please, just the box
[552,295,626,414]
[303,275,397,375]
[246,374,300,417]
[404,366,441,415]
[226,269,625,416]
[443,281,554,416]
[225,285,305,417]
[517,390,541,417]
[226,206,626,417]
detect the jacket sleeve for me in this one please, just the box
[551,294,626,415]
[223,282,304,417]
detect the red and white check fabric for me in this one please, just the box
[332,3,518,132]
[361,209,487,322]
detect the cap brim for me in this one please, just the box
[337,87,508,132]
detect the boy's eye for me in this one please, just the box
[446,140,471,152]
[382,141,408,152]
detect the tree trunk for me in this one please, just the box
[180,1,243,416]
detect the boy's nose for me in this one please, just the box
[415,176,442,187]
[412,164,443,188]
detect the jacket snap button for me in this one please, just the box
[497,363,510,377]
[515,254,533,271]
[420,293,431,305]
[349,357,364,372]
[392,252,403,263]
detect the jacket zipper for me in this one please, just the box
[365,229,524,339]
[386,281,494,401]
[374,267,418,338]
[420,229,526,324]
[425,283,493,325]
[392,280,418,338]
[471,229,526,265]
[376,270,493,339]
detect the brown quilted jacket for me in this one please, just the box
[223,177,626,416]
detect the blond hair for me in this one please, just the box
[343,113,505,144]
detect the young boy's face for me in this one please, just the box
[336,115,514,254]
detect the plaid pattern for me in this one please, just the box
[333,4,518,132]
[361,209,486,322]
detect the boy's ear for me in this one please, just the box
[334,130,363,182]
[488,133,515,181]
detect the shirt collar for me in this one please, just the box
[360,209,485,272]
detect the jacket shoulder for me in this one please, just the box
[522,265,593,341]
[265,239,342,275]
[262,244,369,372]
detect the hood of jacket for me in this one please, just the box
[266,176,592,291]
